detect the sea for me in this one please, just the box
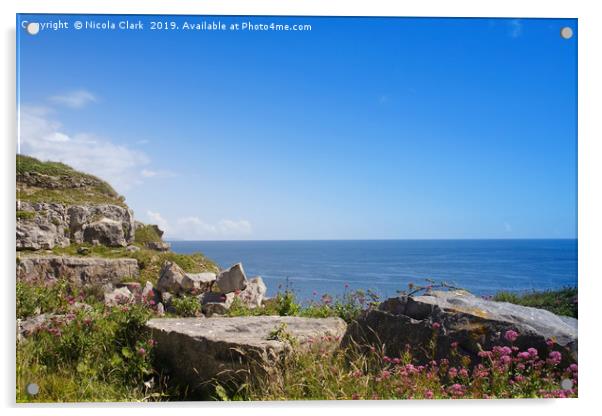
[169,239,577,303]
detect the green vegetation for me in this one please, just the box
[16,154,126,207]
[17,280,159,402]
[43,244,218,285]
[226,289,379,323]
[17,278,578,402]
[171,296,202,317]
[134,224,163,245]
[225,334,577,400]
[493,287,577,318]
[16,210,36,220]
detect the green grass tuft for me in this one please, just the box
[16,154,126,207]
[493,287,577,318]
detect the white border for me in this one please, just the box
[2,1,601,415]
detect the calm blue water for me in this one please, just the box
[169,240,577,302]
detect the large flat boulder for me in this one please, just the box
[16,255,139,287]
[147,316,347,391]
[343,290,577,365]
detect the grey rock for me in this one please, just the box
[161,291,174,305]
[343,290,578,365]
[104,286,133,306]
[202,302,230,317]
[182,272,216,293]
[216,263,247,293]
[77,246,90,255]
[157,261,187,295]
[145,241,171,252]
[116,281,142,294]
[16,201,135,250]
[126,245,141,252]
[236,276,267,308]
[142,281,155,299]
[16,255,139,287]
[69,302,93,313]
[83,218,127,247]
[157,261,215,295]
[147,316,347,391]
[156,302,165,316]
[18,313,58,340]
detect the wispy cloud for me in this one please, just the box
[19,92,166,192]
[140,168,176,178]
[49,89,97,109]
[146,211,252,240]
[508,19,523,38]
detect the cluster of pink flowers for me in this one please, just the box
[340,327,578,400]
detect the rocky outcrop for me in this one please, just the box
[216,263,248,293]
[17,201,135,249]
[157,261,216,295]
[17,255,139,287]
[343,290,578,365]
[145,241,171,252]
[104,286,134,306]
[200,276,267,316]
[147,316,347,391]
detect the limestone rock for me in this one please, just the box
[83,218,127,247]
[237,276,267,308]
[104,286,134,306]
[157,261,215,295]
[343,290,578,365]
[16,255,139,287]
[126,245,140,252]
[182,272,216,293]
[157,261,187,295]
[145,241,171,252]
[16,201,135,250]
[216,263,247,293]
[147,316,347,391]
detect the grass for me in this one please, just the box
[16,154,126,207]
[134,224,163,244]
[16,210,36,220]
[16,277,578,402]
[224,334,577,400]
[492,287,577,318]
[35,244,219,285]
[17,280,159,402]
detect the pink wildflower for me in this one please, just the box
[432,322,441,330]
[504,330,519,342]
[527,347,538,358]
[548,351,562,365]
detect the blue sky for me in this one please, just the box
[17,15,577,240]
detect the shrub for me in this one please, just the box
[134,224,162,244]
[171,296,202,317]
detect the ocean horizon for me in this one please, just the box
[169,239,577,302]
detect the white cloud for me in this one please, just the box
[141,169,175,178]
[145,212,253,240]
[147,211,170,233]
[19,104,150,191]
[49,90,97,108]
